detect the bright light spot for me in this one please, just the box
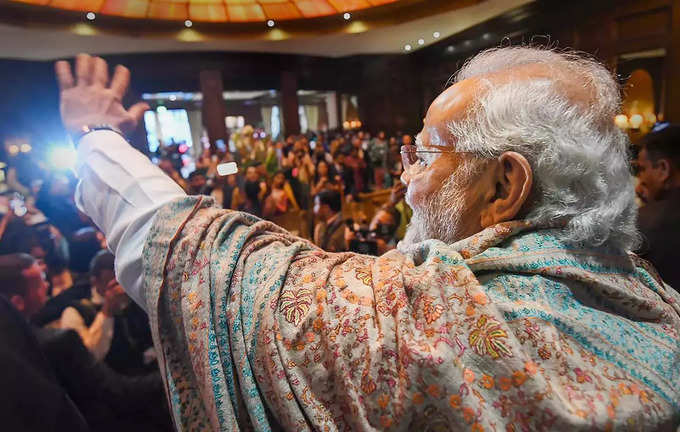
[157,106,167,113]
[184,20,192,28]
[614,114,629,129]
[404,44,412,51]
[447,45,455,52]
[86,12,95,21]
[629,114,644,129]
[8,145,19,156]
[267,20,275,28]
[418,39,425,45]
[48,146,77,171]
[433,31,440,38]
[169,94,177,101]
[645,112,657,124]
[20,144,31,153]
[483,33,491,40]
[343,12,351,20]
[464,40,471,46]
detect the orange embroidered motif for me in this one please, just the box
[468,315,513,359]
[354,267,373,287]
[279,288,313,326]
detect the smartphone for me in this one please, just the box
[217,161,238,176]
[9,195,27,217]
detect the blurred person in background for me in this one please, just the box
[310,160,341,197]
[158,156,188,192]
[187,168,212,196]
[313,189,347,252]
[242,164,267,216]
[263,170,299,219]
[57,250,128,362]
[368,130,388,189]
[0,253,89,432]
[0,253,171,431]
[635,123,680,290]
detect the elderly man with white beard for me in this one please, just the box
[56,47,679,431]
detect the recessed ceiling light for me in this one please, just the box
[169,94,177,101]
[464,40,472,46]
[483,33,491,40]
[418,39,425,45]
[86,12,95,21]
[404,44,412,52]
[184,19,192,28]
[433,31,440,39]
[447,46,455,52]
[343,12,351,20]
[267,20,275,28]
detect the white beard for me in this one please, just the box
[399,163,474,250]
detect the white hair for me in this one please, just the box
[448,47,639,251]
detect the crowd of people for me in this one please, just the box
[156,127,414,255]
[0,46,679,430]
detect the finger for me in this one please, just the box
[110,64,130,100]
[127,102,150,123]
[55,61,75,91]
[92,57,109,87]
[75,53,93,87]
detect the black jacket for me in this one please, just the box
[0,296,89,432]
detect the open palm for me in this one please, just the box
[55,54,149,136]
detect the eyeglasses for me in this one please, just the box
[400,144,460,172]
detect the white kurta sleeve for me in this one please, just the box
[74,130,186,310]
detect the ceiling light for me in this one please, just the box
[464,40,472,46]
[433,31,440,39]
[169,94,177,101]
[447,46,455,53]
[418,39,425,46]
[404,44,412,52]
[86,12,95,21]
[483,33,492,40]
[184,20,192,28]
[343,12,351,20]
[267,20,275,28]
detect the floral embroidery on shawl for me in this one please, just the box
[143,197,680,431]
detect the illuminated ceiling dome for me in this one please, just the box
[10,0,400,22]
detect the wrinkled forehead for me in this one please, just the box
[422,78,482,148]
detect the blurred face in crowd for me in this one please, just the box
[635,147,671,204]
[227,174,238,187]
[190,173,206,191]
[92,268,116,297]
[273,172,286,188]
[318,161,329,178]
[352,137,361,149]
[401,74,533,247]
[13,263,49,317]
[402,134,412,146]
[245,166,259,182]
[378,131,386,140]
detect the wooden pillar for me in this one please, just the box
[280,71,300,136]
[668,0,680,122]
[200,70,227,151]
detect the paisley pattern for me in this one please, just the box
[142,196,680,431]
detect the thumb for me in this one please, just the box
[128,102,150,123]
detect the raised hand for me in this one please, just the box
[55,54,149,135]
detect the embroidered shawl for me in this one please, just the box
[142,196,680,431]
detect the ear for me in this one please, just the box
[480,151,533,227]
[10,294,25,312]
